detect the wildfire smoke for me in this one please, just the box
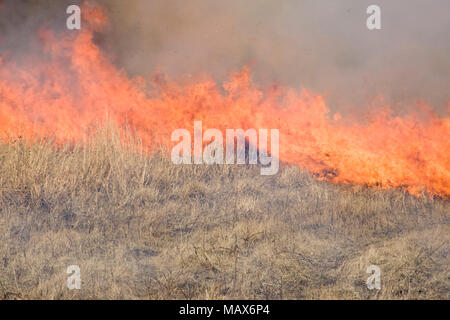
[0,1,449,197]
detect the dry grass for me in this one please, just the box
[0,126,448,299]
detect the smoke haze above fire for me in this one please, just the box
[0,0,449,114]
[102,0,450,114]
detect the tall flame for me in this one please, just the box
[0,2,449,197]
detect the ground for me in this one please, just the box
[0,128,448,299]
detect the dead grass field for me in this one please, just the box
[0,127,448,299]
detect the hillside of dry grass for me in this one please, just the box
[0,128,448,299]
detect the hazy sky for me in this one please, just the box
[1,0,449,114]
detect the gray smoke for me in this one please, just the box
[1,0,449,115]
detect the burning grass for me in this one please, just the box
[0,126,448,299]
[1,1,449,198]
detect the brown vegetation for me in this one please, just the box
[0,127,448,299]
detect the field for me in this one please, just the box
[0,127,448,300]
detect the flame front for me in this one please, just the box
[0,3,449,197]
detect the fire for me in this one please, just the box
[0,2,449,197]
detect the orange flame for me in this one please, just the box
[0,2,449,197]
